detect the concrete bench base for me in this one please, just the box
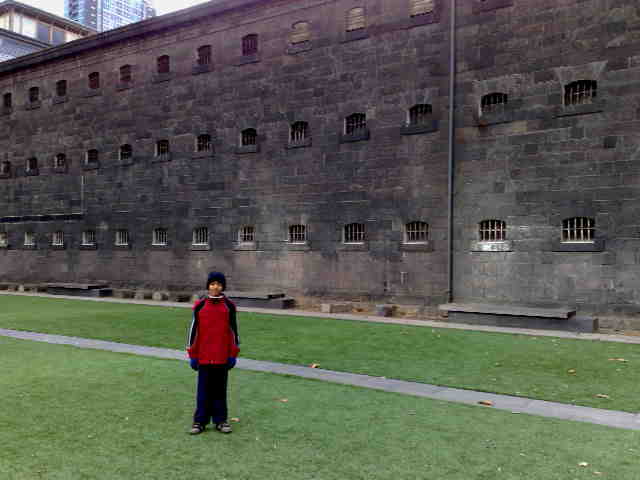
[47,283,113,298]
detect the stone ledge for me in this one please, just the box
[551,239,604,252]
[400,120,439,135]
[471,240,513,252]
[439,302,576,319]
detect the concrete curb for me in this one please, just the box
[2,327,639,431]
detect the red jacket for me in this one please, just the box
[186,295,240,364]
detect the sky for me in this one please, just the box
[16,0,210,17]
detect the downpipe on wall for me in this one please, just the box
[447,0,456,303]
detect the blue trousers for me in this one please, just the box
[193,364,228,425]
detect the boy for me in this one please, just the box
[186,271,240,435]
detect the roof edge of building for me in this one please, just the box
[0,27,51,48]
[0,0,265,76]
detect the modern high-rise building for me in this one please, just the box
[64,0,156,32]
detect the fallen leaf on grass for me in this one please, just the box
[567,368,577,375]
[595,394,610,399]
[608,358,627,363]
[278,398,289,403]
[230,417,240,422]
[478,400,494,406]
[310,363,319,368]
[578,462,589,467]
[593,472,603,476]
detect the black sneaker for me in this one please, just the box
[189,423,205,435]
[215,422,232,434]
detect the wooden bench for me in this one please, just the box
[46,283,113,298]
[438,302,598,333]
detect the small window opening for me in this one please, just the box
[24,231,35,246]
[56,80,67,97]
[241,128,257,146]
[408,104,433,125]
[86,149,98,165]
[1,161,10,175]
[346,7,365,32]
[120,65,132,83]
[290,122,309,143]
[119,144,132,161]
[88,72,100,90]
[242,34,258,56]
[405,221,429,243]
[289,224,306,243]
[239,226,255,243]
[156,140,170,158]
[3,92,11,108]
[26,157,38,172]
[193,227,209,245]
[157,55,170,74]
[82,230,96,246]
[153,228,168,246]
[29,87,39,103]
[197,45,212,66]
[344,223,365,243]
[345,113,367,135]
[115,229,129,246]
[562,217,595,242]
[0,232,7,247]
[290,22,310,44]
[479,219,506,242]
[52,231,64,246]
[54,153,66,169]
[196,134,212,153]
[410,0,435,17]
[564,80,597,106]
[481,92,508,114]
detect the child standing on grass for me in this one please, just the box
[186,271,240,435]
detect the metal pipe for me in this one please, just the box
[447,0,457,303]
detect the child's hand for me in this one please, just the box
[227,357,237,369]
[189,358,199,371]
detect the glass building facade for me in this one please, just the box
[65,0,156,32]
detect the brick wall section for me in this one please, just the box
[0,0,450,304]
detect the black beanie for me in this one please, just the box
[206,271,226,290]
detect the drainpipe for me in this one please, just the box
[447,0,457,303]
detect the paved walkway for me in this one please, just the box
[1,327,639,432]
[3,290,640,345]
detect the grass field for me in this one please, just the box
[1,336,638,480]
[1,294,639,412]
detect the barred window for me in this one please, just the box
[120,65,132,83]
[289,224,306,243]
[345,113,367,135]
[156,140,170,158]
[197,45,212,66]
[1,161,10,175]
[153,228,168,246]
[410,0,435,17]
[115,229,129,246]
[290,121,309,143]
[562,217,595,242]
[290,21,310,44]
[3,92,11,108]
[564,80,597,106]
[405,221,429,243]
[29,87,39,103]
[54,153,66,169]
[346,7,365,32]
[157,55,170,74]
[481,92,508,114]
[24,231,35,246]
[86,149,98,165]
[0,232,7,247]
[88,72,100,90]
[196,134,212,153]
[241,128,257,146]
[26,157,38,172]
[193,227,209,245]
[479,219,506,242]
[344,223,365,243]
[52,231,64,246]
[242,34,258,56]
[56,80,67,97]
[239,226,255,243]
[120,144,132,161]
[82,230,96,246]
[408,104,433,126]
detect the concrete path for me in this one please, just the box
[2,327,639,432]
[2,290,640,345]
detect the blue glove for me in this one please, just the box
[227,357,237,369]
[189,358,199,371]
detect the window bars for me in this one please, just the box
[239,226,255,243]
[120,144,132,161]
[88,72,100,90]
[156,140,170,158]
[54,154,66,169]
[405,221,428,243]
[120,65,132,83]
[29,87,39,103]
[241,129,257,146]
[24,232,35,246]
[344,223,365,243]
[56,80,67,97]
[290,122,309,144]
[346,7,365,31]
[115,229,129,246]
[52,231,64,246]
[242,34,258,56]
[26,157,38,172]
[562,217,595,242]
[82,230,96,246]
[408,104,432,125]
[197,46,212,66]
[196,134,212,153]
[289,224,306,243]
[564,80,597,106]
[345,113,367,135]
[192,227,208,245]
[479,219,506,242]
[153,228,168,246]
[481,92,508,114]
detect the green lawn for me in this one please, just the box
[1,295,639,412]
[0,336,638,480]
